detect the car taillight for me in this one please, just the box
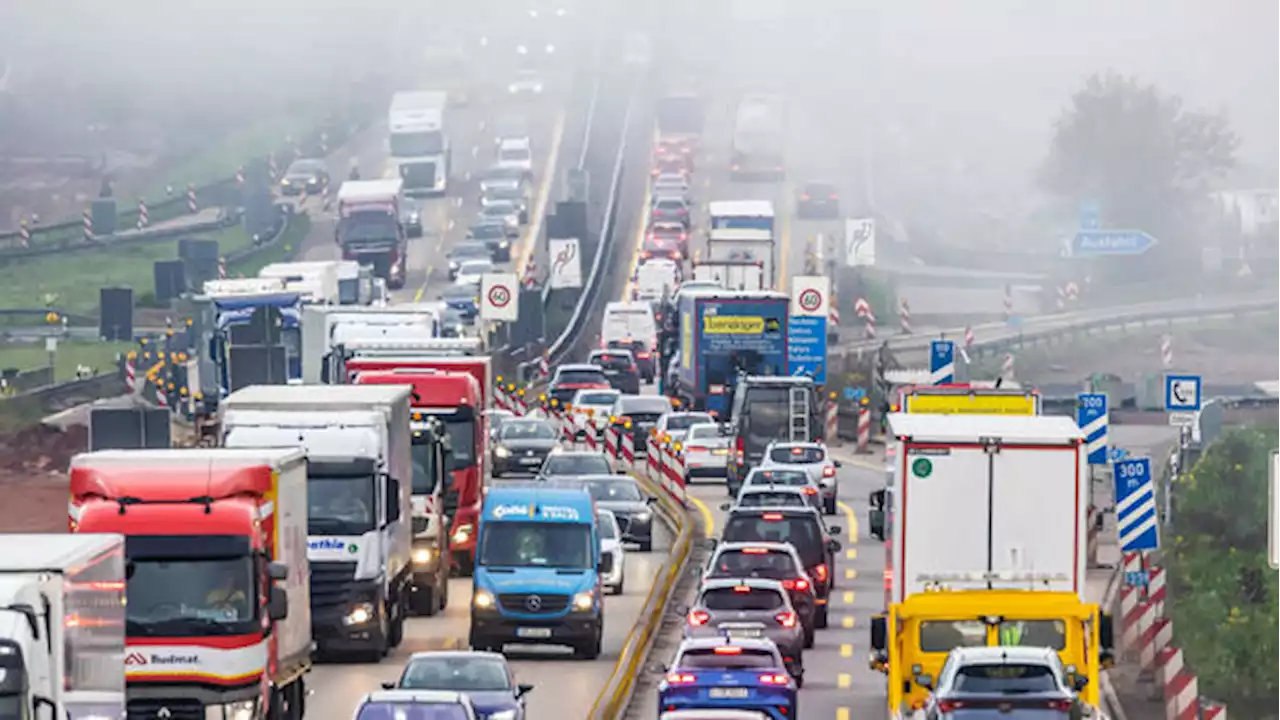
[781,578,810,592]
[883,569,893,590]
[665,673,696,684]
[937,701,965,712]
[774,611,797,628]
[813,564,828,582]
[713,646,743,655]
[637,351,651,359]
[687,609,710,626]
[678,208,688,214]
[758,673,789,685]
[800,194,810,200]
[823,466,836,478]
[802,486,818,495]
[742,547,768,554]
[762,512,784,521]
[1044,701,1074,711]
[686,445,706,452]
[735,436,745,463]
[828,194,838,199]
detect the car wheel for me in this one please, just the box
[815,605,829,629]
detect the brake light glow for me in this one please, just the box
[688,609,710,626]
[828,194,838,199]
[799,194,810,200]
[762,513,784,521]
[802,486,818,495]
[781,578,810,592]
[774,611,798,628]
[758,674,789,685]
[823,466,836,478]
[735,436,745,463]
[937,701,964,712]
[665,673,696,684]
[813,564,828,582]
[733,585,751,593]
[742,547,769,554]
[686,445,706,452]
[713,646,743,655]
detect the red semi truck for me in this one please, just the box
[337,338,493,576]
[68,447,311,720]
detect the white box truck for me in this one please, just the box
[259,261,343,305]
[0,534,126,720]
[301,305,442,384]
[882,413,1088,606]
[220,385,436,655]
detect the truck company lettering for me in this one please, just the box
[309,538,357,552]
[493,504,535,519]
[703,316,765,334]
[125,652,200,665]
[539,506,581,520]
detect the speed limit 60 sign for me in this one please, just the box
[480,273,520,322]
[790,276,829,317]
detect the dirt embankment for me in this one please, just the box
[0,423,87,532]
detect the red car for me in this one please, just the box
[643,221,688,259]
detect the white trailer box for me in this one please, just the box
[692,260,766,291]
[301,305,443,383]
[886,413,1087,605]
[706,230,775,288]
[259,261,343,305]
[0,534,125,720]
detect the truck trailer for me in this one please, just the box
[0,534,126,720]
[673,289,789,417]
[69,448,311,720]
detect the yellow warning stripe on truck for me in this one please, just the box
[904,391,1039,415]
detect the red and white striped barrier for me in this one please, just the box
[658,442,687,507]
[154,382,168,408]
[1161,335,1173,368]
[321,184,331,211]
[1004,285,1013,321]
[1001,353,1015,382]
[1065,281,1079,301]
[82,208,93,242]
[1110,550,1227,720]
[186,184,197,214]
[268,153,279,180]
[960,324,974,363]
[620,433,637,473]
[218,256,228,279]
[854,298,876,339]
[17,220,30,248]
[235,166,245,186]
[856,407,871,453]
[603,426,620,469]
[646,439,661,481]
[137,198,149,230]
[124,355,137,393]
[898,297,911,335]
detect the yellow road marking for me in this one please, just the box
[842,615,854,629]
[840,644,852,658]
[843,591,854,605]
[845,568,857,580]
[443,636,460,650]
[837,673,851,689]
[837,500,858,542]
[846,549,857,560]
[837,709,850,720]
[513,110,567,274]
[688,495,715,538]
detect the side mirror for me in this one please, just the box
[1071,675,1089,692]
[646,661,667,674]
[868,488,886,509]
[381,682,396,690]
[267,561,288,581]
[833,460,843,468]
[868,508,886,541]
[516,683,534,698]
[828,540,843,552]
[914,672,934,689]
[268,586,289,621]
[32,696,56,720]
[719,502,732,511]
[869,615,887,651]
[828,525,842,536]
[646,496,657,505]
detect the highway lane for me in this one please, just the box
[306,494,676,720]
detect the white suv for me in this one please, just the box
[922,646,1085,717]
[496,137,533,175]
[757,442,840,514]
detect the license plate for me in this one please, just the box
[516,627,552,639]
[709,687,749,699]
[726,628,761,638]
[519,457,541,465]
[712,448,728,455]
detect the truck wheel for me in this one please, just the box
[456,553,475,577]
[412,585,437,616]
[365,601,391,662]
[575,627,602,660]
[388,595,406,647]
[439,573,450,612]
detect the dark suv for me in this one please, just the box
[547,364,611,408]
[720,506,841,628]
[607,395,674,457]
[587,349,641,395]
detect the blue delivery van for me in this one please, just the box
[469,486,605,659]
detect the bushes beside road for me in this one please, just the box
[1166,426,1279,711]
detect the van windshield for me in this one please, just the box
[722,514,824,567]
[479,521,593,569]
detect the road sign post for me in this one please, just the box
[788,276,830,383]
[1114,457,1159,553]
[929,340,954,385]
[1270,451,1279,570]
[480,273,519,322]
[1163,374,1203,412]
[1076,393,1109,465]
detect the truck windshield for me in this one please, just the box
[479,521,593,569]
[0,647,25,720]
[391,130,445,157]
[411,434,442,495]
[339,213,399,243]
[308,475,377,535]
[125,545,257,636]
[441,418,477,470]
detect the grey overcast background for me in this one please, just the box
[0,0,1274,224]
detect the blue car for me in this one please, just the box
[657,637,798,720]
[389,650,533,720]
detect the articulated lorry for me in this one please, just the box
[0,534,126,720]
[69,448,311,720]
[389,91,450,196]
[691,259,766,292]
[706,200,775,287]
[338,337,491,577]
[220,385,425,658]
[201,278,304,387]
[867,413,1112,715]
[730,94,785,180]
[337,179,408,289]
[258,261,344,305]
[300,305,442,384]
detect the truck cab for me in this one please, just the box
[336,179,408,289]
[0,534,126,720]
[468,487,605,660]
[201,279,304,388]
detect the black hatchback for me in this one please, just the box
[587,349,641,395]
[720,506,841,628]
[796,181,840,219]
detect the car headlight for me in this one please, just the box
[494,446,511,458]
[449,260,460,269]
[412,547,435,565]
[473,589,496,610]
[533,84,544,93]
[500,240,510,249]
[488,710,518,720]
[343,602,375,626]
[633,511,652,523]
[408,212,420,223]
[508,84,519,94]
[452,523,474,545]
[572,591,595,612]
[280,178,291,185]
[207,699,257,720]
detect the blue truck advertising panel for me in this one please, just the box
[675,291,789,417]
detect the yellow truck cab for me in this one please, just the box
[869,577,1114,713]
